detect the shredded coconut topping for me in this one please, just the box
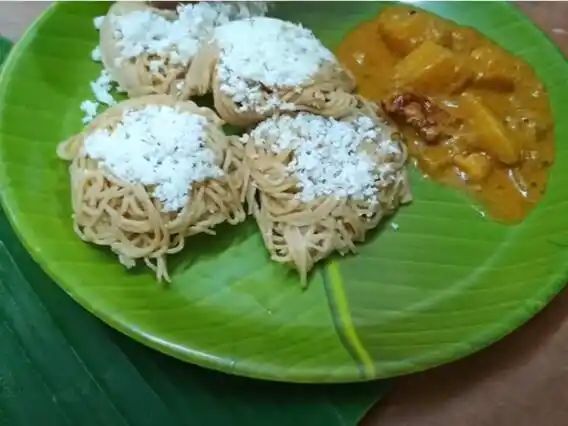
[90,69,116,106]
[249,113,400,202]
[80,100,99,124]
[80,69,116,124]
[84,105,223,212]
[91,45,102,62]
[79,19,116,124]
[111,2,267,69]
[215,17,336,113]
[94,15,105,30]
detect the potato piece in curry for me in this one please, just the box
[337,5,554,223]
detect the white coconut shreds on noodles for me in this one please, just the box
[83,105,223,212]
[250,113,395,202]
[57,96,246,282]
[183,16,356,127]
[215,17,336,113]
[242,106,411,284]
[98,2,268,97]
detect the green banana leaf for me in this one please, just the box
[0,37,9,66]
[0,1,568,385]
[0,34,389,426]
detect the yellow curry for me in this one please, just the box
[337,6,554,223]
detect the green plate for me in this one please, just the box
[0,1,567,383]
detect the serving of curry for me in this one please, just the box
[337,6,555,223]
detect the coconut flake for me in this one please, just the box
[80,100,99,124]
[94,15,105,30]
[90,69,116,106]
[91,45,102,62]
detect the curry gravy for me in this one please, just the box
[337,6,554,223]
